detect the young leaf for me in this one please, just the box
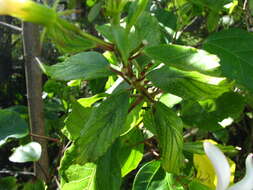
[153,102,184,174]
[203,28,253,92]
[40,52,113,81]
[144,44,220,75]
[9,142,42,163]
[0,110,29,146]
[147,66,230,100]
[61,163,96,190]
[132,161,161,190]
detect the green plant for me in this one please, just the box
[0,0,253,189]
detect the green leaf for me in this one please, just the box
[153,102,184,174]
[189,180,212,190]
[121,103,143,135]
[147,66,230,100]
[9,142,41,163]
[132,161,161,190]
[0,110,29,146]
[22,180,45,190]
[0,177,17,190]
[181,92,245,131]
[159,93,182,108]
[148,173,184,190]
[95,142,122,190]
[47,18,97,53]
[144,44,220,75]
[154,9,177,30]
[119,128,144,177]
[77,93,107,107]
[88,2,102,22]
[63,101,92,140]
[96,24,114,42]
[40,52,113,81]
[61,163,96,190]
[203,28,253,92]
[135,12,161,46]
[111,26,130,63]
[65,92,129,167]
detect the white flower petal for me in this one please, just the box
[204,142,231,190]
[227,153,253,190]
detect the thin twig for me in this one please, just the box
[109,67,132,85]
[0,21,22,32]
[30,133,60,143]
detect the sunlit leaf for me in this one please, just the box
[203,28,253,92]
[148,66,230,100]
[61,163,96,190]
[40,52,113,81]
[144,44,220,75]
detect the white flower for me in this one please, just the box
[204,142,253,190]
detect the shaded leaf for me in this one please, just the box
[0,110,29,146]
[0,177,17,190]
[22,180,45,190]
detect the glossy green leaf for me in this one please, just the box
[203,28,253,92]
[144,44,220,75]
[148,66,230,100]
[119,128,144,177]
[61,163,96,190]
[132,161,161,190]
[0,110,29,146]
[9,142,41,163]
[40,52,113,81]
[153,102,184,174]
